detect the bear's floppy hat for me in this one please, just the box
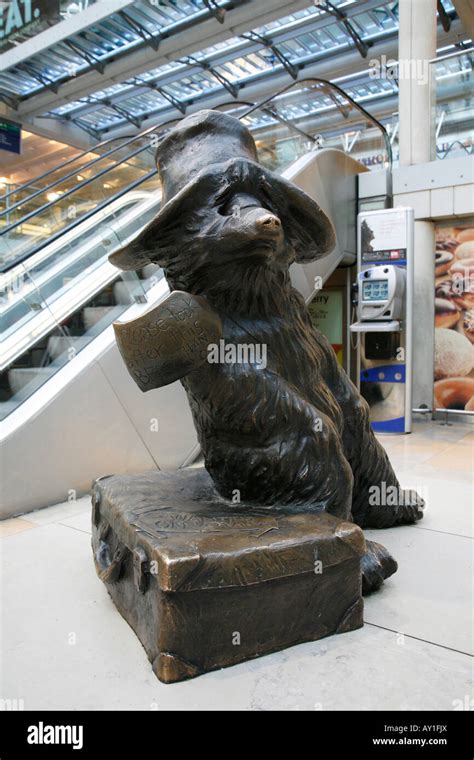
[109,109,336,271]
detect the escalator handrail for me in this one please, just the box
[0,127,164,207]
[1,136,128,205]
[0,139,156,238]
[0,129,159,222]
[0,168,158,273]
[0,100,255,239]
[241,77,393,168]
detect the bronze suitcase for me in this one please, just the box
[91,468,365,683]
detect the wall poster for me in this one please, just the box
[434,222,474,413]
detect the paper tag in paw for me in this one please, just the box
[113,290,222,390]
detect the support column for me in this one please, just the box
[398,0,437,166]
[412,221,435,410]
[397,0,437,412]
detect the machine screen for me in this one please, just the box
[362,279,389,302]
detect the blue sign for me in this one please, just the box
[0,118,21,154]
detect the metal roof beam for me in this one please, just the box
[0,92,20,109]
[67,20,410,132]
[90,20,464,140]
[202,0,227,24]
[100,101,141,128]
[178,55,240,97]
[18,62,59,94]
[42,0,396,122]
[133,78,188,114]
[95,35,405,137]
[14,0,320,118]
[6,2,250,110]
[315,0,374,58]
[240,30,299,79]
[62,39,106,75]
[117,9,161,51]
[70,118,102,141]
[61,25,398,129]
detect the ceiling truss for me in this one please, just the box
[0,0,466,142]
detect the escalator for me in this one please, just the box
[0,80,391,518]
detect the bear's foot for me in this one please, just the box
[393,489,425,525]
[361,540,398,595]
[355,488,425,529]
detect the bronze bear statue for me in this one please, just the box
[110,110,424,594]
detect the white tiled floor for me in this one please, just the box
[1,420,472,711]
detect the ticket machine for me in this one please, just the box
[350,208,414,433]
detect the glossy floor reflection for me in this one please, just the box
[1,419,472,710]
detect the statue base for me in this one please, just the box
[91,468,365,684]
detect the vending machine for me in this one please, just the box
[350,208,414,433]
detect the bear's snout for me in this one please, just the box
[255,212,281,233]
[242,208,283,243]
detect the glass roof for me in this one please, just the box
[0,0,463,138]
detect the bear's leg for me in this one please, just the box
[314,334,424,529]
[335,374,424,528]
[350,433,424,528]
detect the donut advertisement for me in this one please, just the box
[434,223,474,412]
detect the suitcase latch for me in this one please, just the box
[91,489,101,527]
[133,546,150,593]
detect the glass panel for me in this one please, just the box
[243,79,392,171]
[242,107,314,172]
[430,49,473,161]
[0,177,164,421]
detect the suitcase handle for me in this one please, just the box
[95,527,128,583]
